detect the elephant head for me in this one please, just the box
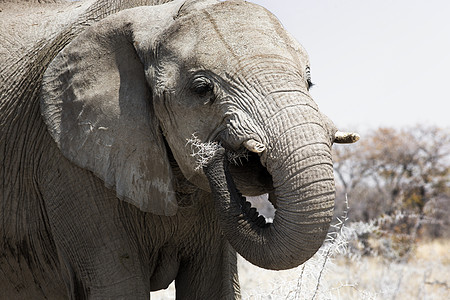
[40,0,358,270]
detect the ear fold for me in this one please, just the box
[40,3,190,215]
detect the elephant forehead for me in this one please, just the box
[165,1,308,72]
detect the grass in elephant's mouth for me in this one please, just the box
[186,134,250,170]
[186,134,222,170]
[227,148,250,166]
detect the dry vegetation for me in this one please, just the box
[237,225,449,300]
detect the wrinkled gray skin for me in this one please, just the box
[0,0,341,298]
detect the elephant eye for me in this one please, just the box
[191,76,214,99]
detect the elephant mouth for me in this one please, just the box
[225,149,275,225]
[227,150,274,195]
[176,133,275,223]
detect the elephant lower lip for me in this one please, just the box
[240,198,270,227]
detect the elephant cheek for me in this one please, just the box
[163,134,213,192]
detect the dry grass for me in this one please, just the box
[152,238,449,299]
[238,240,450,300]
[415,239,450,263]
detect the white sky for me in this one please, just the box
[250,0,450,131]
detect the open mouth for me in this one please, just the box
[186,135,275,226]
[226,149,276,227]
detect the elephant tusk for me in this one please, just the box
[243,139,266,153]
[334,131,360,144]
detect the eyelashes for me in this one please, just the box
[190,75,216,104]
[191,76,214,97]
[306,66,314,90]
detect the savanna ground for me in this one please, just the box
[236,232,450,299]
[152,224,449,299]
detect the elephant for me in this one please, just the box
[0,0,359,298]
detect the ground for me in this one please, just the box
[151,239,449,299]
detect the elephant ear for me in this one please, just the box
[40,2,195,216]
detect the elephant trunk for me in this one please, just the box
[204,101,336,270]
